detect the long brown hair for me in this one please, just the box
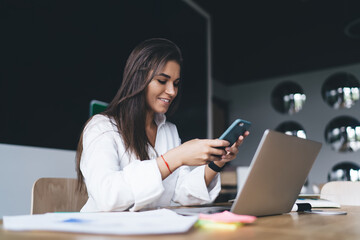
[76,38,183,191]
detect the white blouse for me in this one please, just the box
[80,114,221,212]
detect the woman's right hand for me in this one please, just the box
[164,138,230,167]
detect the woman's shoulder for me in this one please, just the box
[84,114,117,134]
[82,114,121,149]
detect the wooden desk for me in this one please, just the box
[1,206,359,240]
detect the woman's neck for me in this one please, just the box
[145,111,155,129]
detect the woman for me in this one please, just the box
[76,38,249,212]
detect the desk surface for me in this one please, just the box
[1,206,359,240]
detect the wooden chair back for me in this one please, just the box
[31,177,88,214]
[320,181,360,206]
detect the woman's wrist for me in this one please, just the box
[162,150,183,170]
[156,153,181,178]
[213,160,225,168]
[208,161,226,172]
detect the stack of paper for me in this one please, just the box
[295,198,341,208]
[3,209,198,235]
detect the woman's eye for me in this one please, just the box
[174,81,180,87]
[157,79,166,85]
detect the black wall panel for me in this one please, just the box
[0,0,207,150]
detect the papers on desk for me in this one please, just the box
[3,209,198,235]
[295,198,340,208]
[291,197,340,212]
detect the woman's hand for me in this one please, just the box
[163,138,229,167]
[216,130,250,164]
[203,131,249,186]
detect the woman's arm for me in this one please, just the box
[155,138,228,179]
[157,132,249,185]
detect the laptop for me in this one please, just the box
[172,129,322,216]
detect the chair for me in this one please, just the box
[31,177,88,214]
[89,99,108,117]
[320,181,360,206]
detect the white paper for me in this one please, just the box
[295,198,340,208]
[3,209,198,235]
[292,198,341,211]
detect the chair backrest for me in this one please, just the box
[89,99,108,117]
[31,177,88,214]
[320,181,360,206]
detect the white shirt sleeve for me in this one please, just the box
[80,115,164,212]
[170,127,221,206]
[172,164,221,206]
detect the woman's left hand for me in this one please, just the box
[204,131,250,186]
[218,131,250,163]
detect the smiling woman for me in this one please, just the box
[75,38,250,213]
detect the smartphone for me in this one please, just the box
[218,119,251,147]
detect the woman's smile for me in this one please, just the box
[158,97,171,104]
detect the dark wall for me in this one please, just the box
[0,0,207,150]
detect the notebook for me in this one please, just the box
[172,129,322,216]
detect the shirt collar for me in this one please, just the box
[154,113,166,127]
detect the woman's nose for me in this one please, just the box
[165,83,176,96]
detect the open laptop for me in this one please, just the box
[172,129,322,216]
